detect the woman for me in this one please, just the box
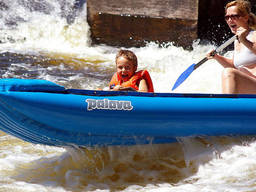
[208,0,256,94]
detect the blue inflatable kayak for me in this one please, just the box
[0,78,255,147]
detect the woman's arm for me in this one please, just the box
[212,54,234,68]
[207,49,234,68]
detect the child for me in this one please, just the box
[109,49,154,92]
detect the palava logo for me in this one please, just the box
[86,99,133,111]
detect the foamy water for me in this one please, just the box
[0,0,256,191]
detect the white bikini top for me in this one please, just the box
[233,31,256,68]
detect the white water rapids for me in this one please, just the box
[0,0,256,191]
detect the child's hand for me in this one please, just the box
[111,85,122,91]
[111,85,136,91]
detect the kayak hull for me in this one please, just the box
[0,78,255,147]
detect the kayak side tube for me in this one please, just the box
[0,78,255,147]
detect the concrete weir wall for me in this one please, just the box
[87,0,256,48]
[87,0,198,48]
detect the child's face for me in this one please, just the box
[116,56,137,81]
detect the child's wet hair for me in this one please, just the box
[115,49,138,67]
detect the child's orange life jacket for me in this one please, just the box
[109,70,154,92]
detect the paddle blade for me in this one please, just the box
[172,63,196,91]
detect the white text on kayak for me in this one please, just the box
[86,99,133,111]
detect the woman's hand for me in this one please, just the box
[236,28,256,54]
[206,50,216,60]
[236,27,249,43]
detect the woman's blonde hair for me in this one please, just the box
[225,0,256,30]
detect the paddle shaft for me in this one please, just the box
[194,35,237,70]
[194,57,208,70]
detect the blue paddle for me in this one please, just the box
[172,35,237,91]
